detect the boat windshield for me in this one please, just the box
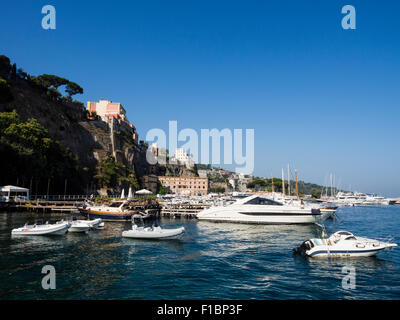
[344,236,357,240]
[337,231,353,236]
[245,197,283,206]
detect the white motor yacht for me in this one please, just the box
[196,195,333,224]
[294,231,397,258]
[11,220,71,236]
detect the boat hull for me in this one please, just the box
[197,208,331,225]
[306,247,386,258]
[68,224,90,233]
[79,209,132,222]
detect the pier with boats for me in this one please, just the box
[1,182,399,222]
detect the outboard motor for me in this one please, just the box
[293,240,313,256]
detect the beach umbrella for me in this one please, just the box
[136,189,153,195]
[127,187,133,199]
[120,189,125,199]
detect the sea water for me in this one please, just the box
[0,206,399,299]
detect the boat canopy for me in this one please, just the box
[0,185,30,200]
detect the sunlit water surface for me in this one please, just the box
[0,206,399,299]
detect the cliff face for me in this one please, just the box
[1,80,92,161]
[0,76,158,192]
[161,163,197,177]
[0,55,197,194]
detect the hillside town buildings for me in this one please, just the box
[158,176,208,196]
[170,148,194,168]
[86,99,138,145]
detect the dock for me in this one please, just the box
[2,199,213,219]
[160,203,211,219]
[1,200,83,213]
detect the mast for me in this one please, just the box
[333,174,336,197]
[271,171,274,194]
[295,169,299,201]
[287,164,291,197]
[282,168,285,197]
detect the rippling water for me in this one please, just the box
[0,206,399,299]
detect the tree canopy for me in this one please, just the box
[95,156,140,192]
[0,110,83,194]
[65,81,83,97]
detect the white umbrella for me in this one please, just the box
[135,189,153,195]
[120,189,125,199]
[127,187,133,199]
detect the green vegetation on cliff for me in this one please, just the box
[0,110,83,194]
[0,54,150,195]
[95,156,139,192]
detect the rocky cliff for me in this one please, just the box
[0,55,160,193]
[0,55,198,194]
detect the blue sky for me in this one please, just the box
[1,1,400,196]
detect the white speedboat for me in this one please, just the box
[196,195,333,224]
[11,220,71,236]
[122,224,185,239]
[68,220,90,233]
[293,231,397,258]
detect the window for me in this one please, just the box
[245,197,283,206]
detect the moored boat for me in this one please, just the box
[68,220,90,233]
[75,218,103,229]
[122,224,185,239]
[196,195,334,224]
[11,220,71,236]
[293,230,397,258]
[78,201,134,221]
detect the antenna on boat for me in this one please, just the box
[295,170,299,201]
[282,168,285,197]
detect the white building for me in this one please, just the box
[198,170,208,178]
[172,148,194,168]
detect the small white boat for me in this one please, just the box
[294,230,397,258]
[122,224,185,239]
[75,218,103,229]
[96,222,105,229]
[11,220,71,236]
[68,220,90,233]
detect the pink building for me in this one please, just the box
[87,100,127,122]
[87,99,138,145]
